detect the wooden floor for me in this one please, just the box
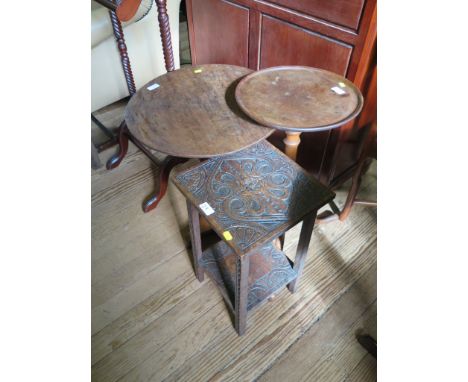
[91,101,377,382]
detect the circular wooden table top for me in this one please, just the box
[235,66,364,132]
[124,64,273,158]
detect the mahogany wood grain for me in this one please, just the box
[143,156,188,213]
[188,0,250,67]
[99,9,136,169]
[106,121,129,170]
[186,0,377,185]
[248,9,262,69]
[265,0,366,30]
[109,10,137,95]
[259,16,352,75]
[104,0,186,216]
[155,0,175,71]
[329,25,376,187]
[124,64,273,158]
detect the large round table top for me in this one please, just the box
[124,64,274,158]
[235,66,364,132]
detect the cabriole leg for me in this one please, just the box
[106,121,129,170]
[143,156,187,213]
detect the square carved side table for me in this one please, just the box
[172,141,335,335]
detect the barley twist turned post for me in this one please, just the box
[109,9,137,95]
[155,0,175,72]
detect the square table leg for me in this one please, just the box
[235,255,250,336]
[288,211,317,293]
[187,200,204,282]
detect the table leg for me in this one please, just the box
[106,121,129,170]
[143,156,187,213]
[91,140,101,170]
[288,210,317,293]
[235,255,250,336]
[187,200,204,282]
[283,131,302,161]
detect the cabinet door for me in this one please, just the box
[259,15,354,179]
[259,16,352,76]
[264,0,366,30]
[188,0,250,67]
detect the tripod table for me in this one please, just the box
[235,66,364,161]
[109,64,274,212]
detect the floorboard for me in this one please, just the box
[91,99,377,381]
[258,264,376,382]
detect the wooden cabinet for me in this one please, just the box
[266,0,366,30]
[186,0,376,185]
[259,16,352,74]
[188,0,250,67]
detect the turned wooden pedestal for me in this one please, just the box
[173,141,334,335]
[235,66,364,161]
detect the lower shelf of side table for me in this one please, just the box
[200,240,297,312]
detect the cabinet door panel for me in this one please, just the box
[264,0,365,30]
[189,0,250,67]
[259,16,352,76]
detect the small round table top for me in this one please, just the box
[235,66,364,132]
[124,64,273,158]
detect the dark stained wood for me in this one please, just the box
[186,0,377,185]
[92,7,128,167]
[106,121,129,170]
[108,10,136,95]
[327,7,377,186]
[287,210,316,292]
[235,254,249,335]
[104,0,188,216]
[201,241,297,312]
[187,0,250,67]
[172,140,334,258]
[341,0,377,85]
[259,16,352,75]
[143,156,188,213]
[95,7,135,171]
[124,64,273,158]
[266,0,366,30]
[91,140,102,169]
[236,66,363,132]
[248,9,262,69]
[351,5,377,92]
[317,121,377,224]
[357,334,377,359]
[155,0,175,72]
[91,113,116,142]
[107,4,272,214]
[187,200,205,282]
[173,140,334,335]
